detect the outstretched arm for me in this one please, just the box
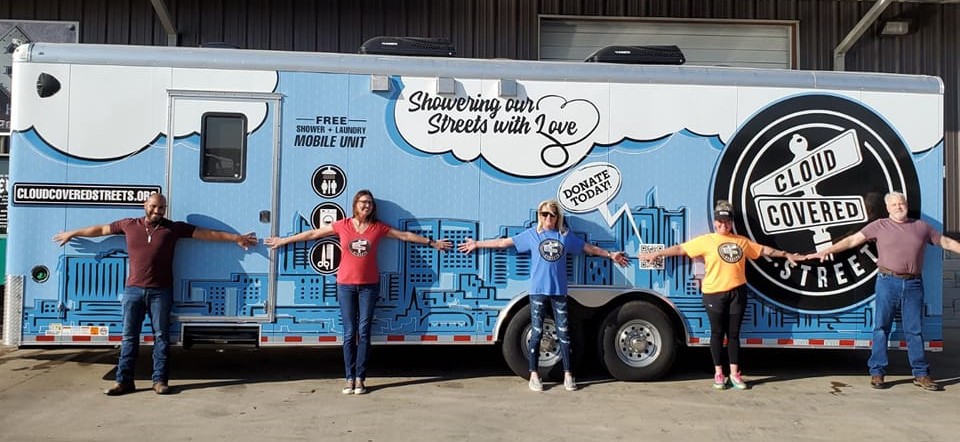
[263,225,335,250]
[53,224,113,246]
[458,237,514,253]
[805,232,867,262]
[386,228,453,251]
[637,244,687,262]
[193,228,258,249]
[583,243,630,267]
[940,234,960,255]
[760,245,802,266]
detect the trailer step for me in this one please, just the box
[182,324,260,349]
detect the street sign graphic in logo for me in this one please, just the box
[349,238,371,257]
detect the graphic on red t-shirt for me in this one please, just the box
[348,238,371,257]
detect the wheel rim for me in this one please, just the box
[523,320,561,367]
[615,319,661,367]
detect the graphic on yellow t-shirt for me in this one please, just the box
[717,242,743,263]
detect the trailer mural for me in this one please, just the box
[4,43,944,380]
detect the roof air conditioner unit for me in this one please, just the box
[359,36,456,57]
[584,45,685,65]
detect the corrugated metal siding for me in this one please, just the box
[0,0,958,230]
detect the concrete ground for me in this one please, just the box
[1,330,959,442]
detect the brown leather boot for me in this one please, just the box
[104,382,136,396]
[152,382,171,395]
[913,376,941,391]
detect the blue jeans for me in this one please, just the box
[337,283,379,381]
[528,294,572,373]
[117,286,172,384]
[869,274,929,377]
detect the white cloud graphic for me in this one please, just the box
[13,63,277,160]
[393,78,941,178]
[394,78,606,177]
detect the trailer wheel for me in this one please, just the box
[501,304,582,381]
[599,300,676,381]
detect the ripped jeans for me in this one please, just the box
[528,294,572,373]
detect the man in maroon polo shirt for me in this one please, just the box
[54,193,257,395]
[808,191,960,391]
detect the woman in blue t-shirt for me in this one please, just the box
[459,199,629,391]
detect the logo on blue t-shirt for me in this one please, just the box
[539,238,564,262]
[717,242,743,263]
[349,238,370,257]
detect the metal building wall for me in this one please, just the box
[0,0,958,231]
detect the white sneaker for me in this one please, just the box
[564,375,578,391]
[528,376,543,392]
[342,380,355,395]
[353,381,367,395]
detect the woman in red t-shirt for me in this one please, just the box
[265,190,452,394]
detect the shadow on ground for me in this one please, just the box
[9,328,960,393]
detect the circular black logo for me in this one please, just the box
[309,239,341,275]
[311,203,345,229]
[312,164,346,199]
[718,243,744,263]
[714,95,919,312]
[539,238,564,262]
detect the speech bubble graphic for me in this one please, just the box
[557,162,621,213]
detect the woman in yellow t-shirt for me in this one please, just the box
[638,201,800,390]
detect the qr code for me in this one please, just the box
[639,244,665,270]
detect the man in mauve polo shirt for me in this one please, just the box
[808,191,960,391]
[54,193,257,396]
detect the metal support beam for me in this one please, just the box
[149,0,178,46]
[834,0,895,71]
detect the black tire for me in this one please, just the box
[501,304,583,381]
[599,300,677,381]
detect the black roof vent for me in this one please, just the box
[584,45,685,65]
[359,36,456,57]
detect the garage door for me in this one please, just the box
[540,16,797,69]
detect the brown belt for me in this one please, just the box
[878,267,920,280]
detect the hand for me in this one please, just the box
[432,238,453,251]
[458,238,478,254]
[784,252,801,267]
[637,252,658,262]
[236,232,258,249]
[263,236,285,250]
[53,231,73,246]
[805,251,833,262]
[610,251,630,267]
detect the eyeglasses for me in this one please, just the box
[539,211,557,218]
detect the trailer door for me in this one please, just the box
[166,91,281,322]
